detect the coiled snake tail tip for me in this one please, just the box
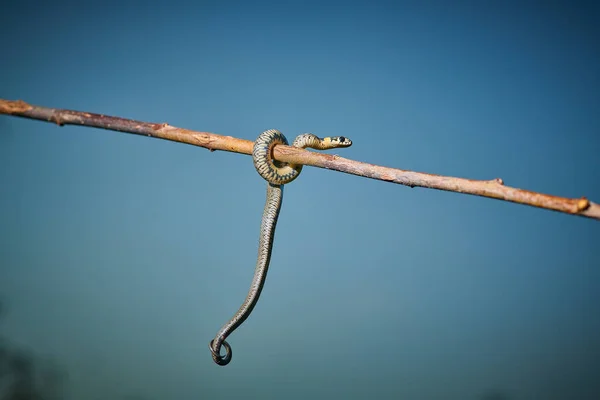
[209,339,232,366]
[209,129,352,366]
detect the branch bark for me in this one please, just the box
[1,99,597,220]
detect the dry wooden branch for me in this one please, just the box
[1,99,597,220]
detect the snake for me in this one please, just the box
[209,129,352,366]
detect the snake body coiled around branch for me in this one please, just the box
[209,129,352,366]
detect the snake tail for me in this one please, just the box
[209,183,283,366]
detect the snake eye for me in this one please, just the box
[339,136,346,143]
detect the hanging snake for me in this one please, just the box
[209,129,352,366]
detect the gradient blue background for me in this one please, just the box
[1,1,599,399]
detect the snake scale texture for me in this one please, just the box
[209,129,352,366]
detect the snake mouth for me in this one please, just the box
[336,136,352,145]
[322,136,352,148]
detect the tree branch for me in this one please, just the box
[1,99,597,220]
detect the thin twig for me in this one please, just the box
[1,99,597,220]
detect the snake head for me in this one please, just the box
[323,136,353,148]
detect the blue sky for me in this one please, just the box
[1,1,599,399]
